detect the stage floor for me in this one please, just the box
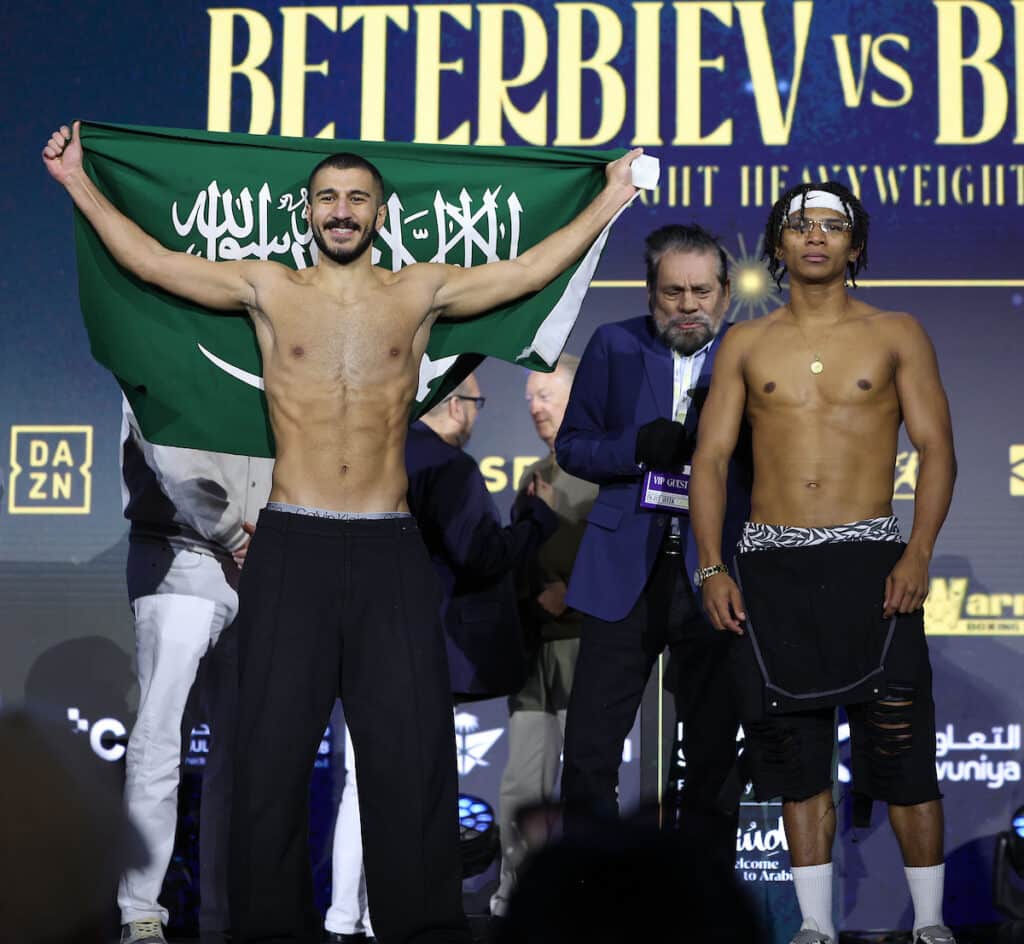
[118,921,1006,943]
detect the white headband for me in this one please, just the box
[787,190,850,219]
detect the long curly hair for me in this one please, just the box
[762,181,869,288]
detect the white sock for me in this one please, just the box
[792,863,835,941]
[905,863,945,931]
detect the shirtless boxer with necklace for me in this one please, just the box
[690,182,957,944]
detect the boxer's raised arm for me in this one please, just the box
[43,121,258,313]
[428,149,642,321]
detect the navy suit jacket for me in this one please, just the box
[406,422,559,700]
[555,316,752,622]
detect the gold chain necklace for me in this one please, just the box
[789,309,845,375]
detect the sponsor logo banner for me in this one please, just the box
[455,710,504,776]
[67,707,126,762]
[736,814,792,886]
[893,449,919,500]
[925,577,1024,635]
[1011,444,1024,496]
[8,426,93,514]
[934,722,1022,790]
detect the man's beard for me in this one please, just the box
[655,317,713,356]
[312,219,376,265]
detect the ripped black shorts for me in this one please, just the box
[742,680,942,805]
[732,537,941,805]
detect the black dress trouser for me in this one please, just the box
[561,547,740,867]
[228,509,471,944]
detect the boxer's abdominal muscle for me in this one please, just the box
[251,275,430,514]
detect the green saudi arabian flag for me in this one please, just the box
[73,121,631,457]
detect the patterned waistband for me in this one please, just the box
[266,502,411,521]
[737,515,902,553]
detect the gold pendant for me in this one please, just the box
[810,359,824,374]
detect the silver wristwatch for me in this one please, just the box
[693,563,729,587]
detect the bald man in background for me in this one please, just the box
[490,356,598,917]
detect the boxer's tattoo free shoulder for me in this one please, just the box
[742,304,916,527]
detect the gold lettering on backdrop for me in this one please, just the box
[414,5,473,144]
[925,576,1024,634]
[52,473,73,501]
[950,165,967,203]
[52,440,75,467]
[632,2,664,145]
[479,457,544,493]
[914,164,932,206]
[9,426,94,515]
[1011,444,1024,495]
[770,164,789,202]
[873,165,907,204]
[736,1,813,146]
[674,2,733,146]
[207,8,275,133]
[935,0,1009,144]
[739,162,1022,207]
[476,4,549,145]
[280,7,338,138]
[740,164,799,205]
[832,34,874,107]
[204,3,1024,148]
[832,33,913,108]
[639,165,719,207]
[983,163,1006,203]
[480,456,509,493]
[740,165,762,206]
[341,5,411,141]
[938,164,950,204]
[966,593,1024,617]
[1014,0,1024,142]
[700,165,720,204]
[843,165,870,196]
[29,473,48,500]
[554,3,627,146]
[869,34,914,107]
[641,164,688,206]
[925,578,968,634]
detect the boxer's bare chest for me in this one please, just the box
[744,317,898,420]
[258,277,425,388]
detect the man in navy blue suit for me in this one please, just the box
[407,372,560,701]
[555,224,751,865]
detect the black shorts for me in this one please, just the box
[732,540,941,805]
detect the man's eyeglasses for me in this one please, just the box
[449,395,486,410]
[783,216,853,236]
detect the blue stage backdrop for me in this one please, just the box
[2,1,1023,938]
